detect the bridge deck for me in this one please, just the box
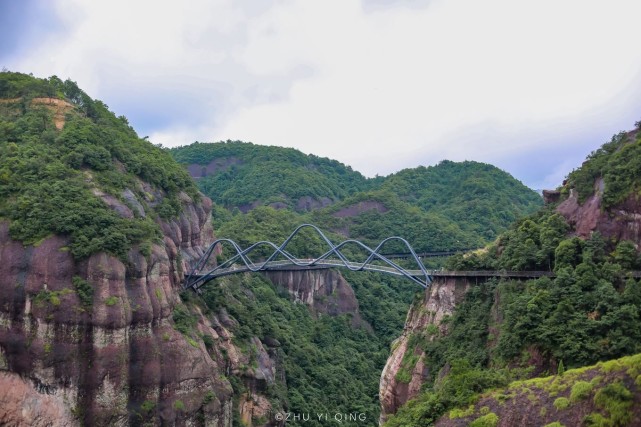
[186,260,641,292]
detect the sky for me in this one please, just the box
[2,0,641,190]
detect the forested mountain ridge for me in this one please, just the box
[382,122,641,427]
[382,160,542,241]
[171,142,543,251]
[169,141,375,212]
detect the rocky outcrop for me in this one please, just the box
[0,193,233,426]
[262,269,367,327]
[0,371,76,426]
[296,196,333,212]
[379,277,472,424]
[542,189,560,205]
[557,179,641,244]
[193,307,282,427]
[332,201,389,218]
[186,157,244,179]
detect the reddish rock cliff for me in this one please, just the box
[0,193,235,426]
[262,269,367,327]
[557,180,641,245]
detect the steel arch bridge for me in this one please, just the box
[184,224,432,293]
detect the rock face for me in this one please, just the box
[0,194,234,426]
[557,179,641,244]
[0,371,76,426]
[332,201,389,218]
[262,269,367,326]
[542,189,560,205]
[379,277,471,424]
[186,158,244,179]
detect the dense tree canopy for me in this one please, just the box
[386,124,641,426]
[0,71,198,259]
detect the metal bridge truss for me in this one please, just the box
[184,224,432,292]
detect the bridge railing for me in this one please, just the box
[185,224,433,291]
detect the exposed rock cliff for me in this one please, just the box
[0,371,76,426]
[263,269,366,327]
[557,179,641,244]
[379,277,472,424]
[0,194,235,426]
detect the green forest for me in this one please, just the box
[0,71,198,260]
[383,125,641,426]
[171,141,543,253]
[6,71,641,426]
[167,135,547,424]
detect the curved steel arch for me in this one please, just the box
[185,224,432,291]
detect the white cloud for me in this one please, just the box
[6,0,641,186]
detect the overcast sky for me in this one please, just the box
[2,0,641,189]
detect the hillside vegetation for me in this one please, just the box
[385,124,641,426]
[170,141,374,210]
[171,142,543,252]
[0,71,198,259]
[388,353,641,427]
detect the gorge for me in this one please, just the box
[2,71,641,427]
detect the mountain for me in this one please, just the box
[381,160,543,241]
[171,142,543,251]
[381,123,641,426]
[169,141,375,212]
[3,70,602,427]
[0,71,240,425]
[166,126,545,426]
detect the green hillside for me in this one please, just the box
[386,353,641,427]
[382,160,543,241]
[169,141,375,211]
[171,143,543,252]
[386,124,641,426]
[0,71,198,259]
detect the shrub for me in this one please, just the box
[469,412,499,427]
[203,391,215,404]
[72,276,93,307]
[172,304,197,335]
[173,400,185,411]
[105,296,118,306]
[553,397,570,410]
[202,334,214,349]
[449,405,474,419]
[140,400,155,413]
[570,381,593,402]
[593,381,633,426]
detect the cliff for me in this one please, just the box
[378,277,472,424]
[0,194,237,426]
[0,72,252,426]
[557,180,641,243]
[262,269,366,327]
[557,128,641,244]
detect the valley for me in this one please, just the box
[1,71,641,427]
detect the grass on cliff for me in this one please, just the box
[384,353,641,427]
